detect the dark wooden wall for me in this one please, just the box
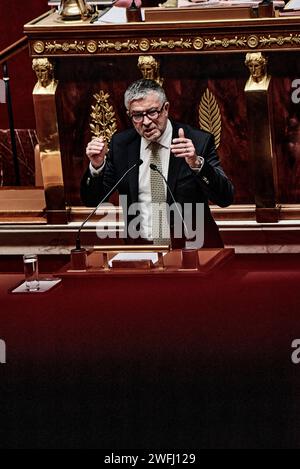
[0,0,48,129]
[1,5,300,208]
[54,52,300,206]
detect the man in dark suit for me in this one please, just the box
[81,79,234,248]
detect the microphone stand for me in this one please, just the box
[71,159,143,269]
[150,163,202,269]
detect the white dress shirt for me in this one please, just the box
[138,119,172,239]
[89,119,173,240]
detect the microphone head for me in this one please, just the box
[138,159,143,166]
[150,163,158,171]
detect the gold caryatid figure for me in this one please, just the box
[32,58,56,93]
[244,51,277,221]
[245,52,270,91]
[138,56,164,86]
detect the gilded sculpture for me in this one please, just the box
[245,52,270,90]
[90,91,117,143]
[199,89,221,149]
[59,0,93,21]
[138,56,163,86]
[32,58,57,92]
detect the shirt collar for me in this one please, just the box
[142,119,172,152]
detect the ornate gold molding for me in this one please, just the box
[193,37,204,50]
[205,37,247,49]
[33,41,45,54]
[45,40,85,53]
[90,91,117,144]
[247,35,259,49]
[259,34,300,47]
[149,38,192,50]
[31,33,300,56]
[87,40,98,53]
[199,89,221,149]
[98,40,139,52]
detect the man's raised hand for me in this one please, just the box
[86,137,107,169]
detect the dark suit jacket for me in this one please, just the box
[80,122,234,248]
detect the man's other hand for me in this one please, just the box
[171,128,198,168]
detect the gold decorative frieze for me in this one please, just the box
[98,39,139,52]
[259,34,300,47]
[45,40,86,53]
[33,41,45,54]
[139,39,151,52]
[205,36,247,49]
[247,35,259,49]
[87,40,98,53]
[90,91,117,144]
[193,37,204,50]
[150,38,192,50]
[199,89,221,149]
[30,32,300,56]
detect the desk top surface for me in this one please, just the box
[24,8,300,56]
[25,8,300,31]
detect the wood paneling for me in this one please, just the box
[0,1,48,129]
[0,129,37,186]
[23,11,300,212]
[55,55,254,205]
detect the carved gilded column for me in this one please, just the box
[244,52,279,223]
[32,58,68,224]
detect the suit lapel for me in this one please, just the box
[127,134,141,203]
[126,123,185,204]
[167,122,183,204]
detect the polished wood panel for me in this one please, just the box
[0,129,37,186]
[55,52,300,206]
[55,55,254,205]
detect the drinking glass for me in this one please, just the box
[23,254,39,291]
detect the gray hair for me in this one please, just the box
[124,79,167,109]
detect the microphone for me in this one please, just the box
[71,159,143,268]
[150,163,189,240]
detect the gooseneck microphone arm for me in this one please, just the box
[76,159,143,250]
[150,163,189,239]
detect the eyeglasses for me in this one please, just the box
[129,103,166,123]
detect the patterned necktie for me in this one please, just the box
[149,142,170,246]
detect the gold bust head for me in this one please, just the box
[138,56,163,86]
[245,52,268,84]
[32,58,54,88]
[138,56,158,80]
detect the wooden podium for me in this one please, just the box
[65,246,235,276]
[21,8,300,228]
